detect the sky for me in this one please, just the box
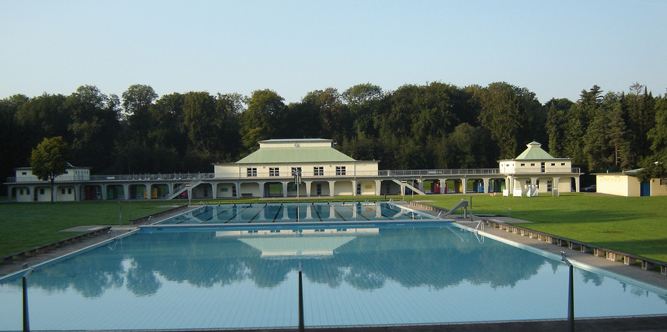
[1,0,666,104]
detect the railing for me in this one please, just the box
[379,168,500,177]
[5,167,584,184]
[89,173,215,181]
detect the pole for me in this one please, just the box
[22,275,30,332]
[298,270,304,332]
[561,251,574,332]
[568,264,574,332]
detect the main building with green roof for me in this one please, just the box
[214,138,381,197]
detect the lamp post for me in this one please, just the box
[561,251,574,332]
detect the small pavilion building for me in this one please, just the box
[498,141,580,196]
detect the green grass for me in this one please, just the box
[421,193,667,262]
[0,201,176,257]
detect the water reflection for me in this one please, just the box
[164,202,427,224]
[2,224,662,305]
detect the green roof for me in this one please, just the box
[514,141,556,160]
[237,147,356,164]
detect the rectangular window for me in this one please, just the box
[291,167,302,176]
[520,163,525,166]
[530,163,535,166]
[269,168,280,177]
[61,188,66,194]
[21,171,27,175]
[313,166,324,176]
[67,188,72,194]
[336,166,346,176]
[561,163,566,166]
[551,163,555,166]
[40,188,44,195]
[246,168,257,177]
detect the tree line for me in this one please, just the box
[1,82,666,180]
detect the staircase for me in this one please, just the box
[391,179,426,195]
[168,181,203,200]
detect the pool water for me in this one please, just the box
[160,202,433,224]
[1,205,666,330]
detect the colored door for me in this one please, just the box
[640,181,650,196]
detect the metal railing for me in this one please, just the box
[89,173,215,181]
[378,168,500,177]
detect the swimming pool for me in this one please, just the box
[1,203,666,330]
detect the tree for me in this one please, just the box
[241,90,287,151]
[31,137,68,202]
[544,98,573,157]
[122,84,158,144]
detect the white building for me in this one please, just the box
[596,170,667,197]
[499,141,580,196]
[214,138,381,197]
[12,164,90,202]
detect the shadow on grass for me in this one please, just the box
[492,209,646,224]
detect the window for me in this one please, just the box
[336,166,346,176]
[246,167,257,177]
[67,188,72,194]
[269,167,280,176]
[530,163,535,166]
[61,188,66,194]
[520,163,525,166]
[561,162,566,166]
[21,171,27,175]
[551,163,555,166]
[39,188,44,195]
[313,166,324,176]
[291,167,302,176]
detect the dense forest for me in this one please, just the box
[1,82,666,180]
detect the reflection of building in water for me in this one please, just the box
[216,227,379,258]
[165,202,420,224]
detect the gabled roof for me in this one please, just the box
[514,141,557,160]
[236,147,356,164]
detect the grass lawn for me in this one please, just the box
[0,201,176,257]
[421,193,667,262]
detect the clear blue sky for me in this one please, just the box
[1,0,666,103]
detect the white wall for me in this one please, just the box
[333,181,353,196]
[240,183,260,197]
[259,141,332,149]
[15,168,90,183]
[217,183,236,198]
[15,187,32,202]
[216,162,379,179]
[55,186,77,201]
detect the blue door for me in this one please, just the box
[640,181,650,196]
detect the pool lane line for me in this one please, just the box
[271,204,284,223]
[312,203,323,222]
[332,205,347,221]
[248,203,268,223]
[223,204,253,223]
[355,203,371,221]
